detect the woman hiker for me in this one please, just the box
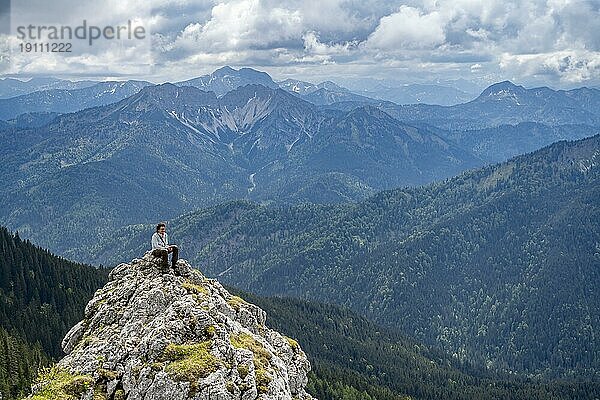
[151,222,179,268]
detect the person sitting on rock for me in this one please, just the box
[151,222,179,268]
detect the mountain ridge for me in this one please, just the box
[0,77,98,99]
[0,82,482,255]
[0,80,152,121]
[376,80,600,129]
[177,66,279,96]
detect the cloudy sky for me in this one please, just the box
[2,0,599,89]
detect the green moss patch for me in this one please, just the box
[97,368,118,381]
[226,380,237,393]
[93,383,107,400]
[284,336,300,352]
[230,332,273,393]
[236,364,248,379]
[255,369,273,394]
[182,281,209,296]
[227,295,247,311]
[161,342,221,388]
[204,325,216,337]
[30,366,94,400]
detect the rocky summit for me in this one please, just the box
[28,253,314,400]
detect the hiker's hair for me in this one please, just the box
[156,223,166,232]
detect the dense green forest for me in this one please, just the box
[0,227,107,357]
[0,327,48,400]
[231,289,600,400]
[90,135,600,379]
[0,227,107,399]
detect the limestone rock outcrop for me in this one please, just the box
[29,253,315,400]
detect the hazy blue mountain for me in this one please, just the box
[358,83,474,106]
[0,77,98,99]
[177,66,279,95]
[333,77,476,105]
[378,81,600,129]
[278,78,319,94]
[1,111,61,128]
[0,83,480,257]
[278,79,475,105]
[278,79,351,95]
[438,122,600,163]
[302,88,379,106]
[0,80,152,120]
[88,135,600,379]
[279,78,379,105]
[438,78,484,96]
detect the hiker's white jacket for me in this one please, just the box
[151,232,169,250]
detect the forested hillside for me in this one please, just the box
[0,327,48,400]
[90,135,600,378]
[234,290,600,400]
[0,227,107,398]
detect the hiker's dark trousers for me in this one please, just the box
[152,245,178,267]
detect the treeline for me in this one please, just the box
[0,327,48,400]
[232,289,600,400]
[0,227,107,357]
[0,227,107,398]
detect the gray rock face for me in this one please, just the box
[30,253,315,400]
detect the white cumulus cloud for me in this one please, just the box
[366,6,447,50]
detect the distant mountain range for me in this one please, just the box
[3,69,599,129]
[335,76,482,105]
[354,82,475,106]
[0,68,375,121]
[1,66,599,391]
[1,68,598,258]
[437,122,599,163]
[0,82,483,254]
[278,78,378,105]
[370,81,600,130]
[0,80,152,120]
[89,135,600,379]
[177,65,279,95]
[177,67,381,105]
[0,77,98,99]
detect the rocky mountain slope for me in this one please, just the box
[28,252,313,400]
